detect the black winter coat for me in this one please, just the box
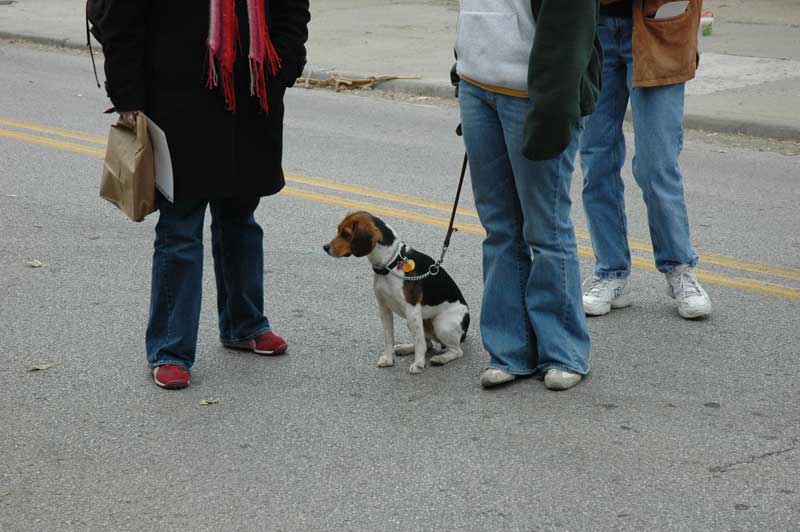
[102,0,310,200]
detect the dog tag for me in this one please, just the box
[402,259,416,273]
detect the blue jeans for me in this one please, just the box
[145,195,272,370]
[458,80,590,376]
[580,14,698,278]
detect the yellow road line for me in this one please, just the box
[2,122,799,301]
[286,174,479,218]
[0,117,107,145]
[627,256,799,300]
[696,252,800,282]
[0,128,105,157]
[3,115,800,282]
[606,233,800,282]
[0,117,478,215]
[284,188,800,302]
[283,187,486,234]
[288,174,800,283]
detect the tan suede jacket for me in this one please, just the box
[603,0,702,87]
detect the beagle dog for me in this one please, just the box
[324,211,470,374]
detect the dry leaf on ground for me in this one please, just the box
[301,74,420,92]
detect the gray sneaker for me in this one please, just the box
[480,368,516,389]
[544,369,583,391]
[665,264,711,319]
[582,276,633,316]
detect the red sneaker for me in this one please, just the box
[225,332,288,356]
[152,364,190,389]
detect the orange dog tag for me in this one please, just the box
[402,259,416,273]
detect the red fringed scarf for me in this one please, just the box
[207,0,282,113]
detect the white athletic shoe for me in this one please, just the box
[582,276,633,316]
[665,264,711,319]
[480,368,516,389]
[544,369,583,391]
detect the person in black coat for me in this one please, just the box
[101,0,311,389]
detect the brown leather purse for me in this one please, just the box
[632,0,702,88]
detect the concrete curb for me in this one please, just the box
[0,31,91,50]
[3,33,799,142]
[681,113,800,142]
[304,68,800,141]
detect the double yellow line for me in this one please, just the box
[2,116,799,301]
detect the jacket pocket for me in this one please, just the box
[632,0,701,88]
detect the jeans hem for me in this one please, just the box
[593,270,630,280]
[220,326,272,345]
[536,362,589,377]
[657,258,698,274]
[487,362,536,377]
[148,359,192,371]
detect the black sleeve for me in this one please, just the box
[271,0,311,87]
[101,0,152,112]
[522,0,600,160]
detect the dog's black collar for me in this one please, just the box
[373,244,407,275]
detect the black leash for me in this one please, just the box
[375,125,469,281]
[435,123,468,269]
[438,150,468,267]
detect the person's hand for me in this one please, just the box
[119,111,141,128]
[521,110,574,161]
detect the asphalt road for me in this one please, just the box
[1,43,799,532]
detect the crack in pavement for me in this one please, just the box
[709,439,799,474]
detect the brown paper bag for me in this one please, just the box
[99,114,156,222]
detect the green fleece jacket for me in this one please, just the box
[523,0,602,160]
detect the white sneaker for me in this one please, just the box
[665,264,711,319]
[480,368,516,389]
[582,276,633,316]
[544,369,583,391]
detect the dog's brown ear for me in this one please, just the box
[351,222,374,257]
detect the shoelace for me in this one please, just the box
[584,276,610,298]
[673,269,703,299]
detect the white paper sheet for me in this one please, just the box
[654,1,690,19]
[144,115,174,203]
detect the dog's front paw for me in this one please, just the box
[377,354,395,368]
[408,362,425,374]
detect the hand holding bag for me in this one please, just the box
[99,113,156,222]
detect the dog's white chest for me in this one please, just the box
[373,274,407,318]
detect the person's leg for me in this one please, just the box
[145,196,208,371]
[209,196,272,344]
[498,95,590,377]
[625,32,710,318]
[459,80,537,377]
[627,67,698,272]
[580,14,633,279]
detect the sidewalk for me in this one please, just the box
[1,0,799,139]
